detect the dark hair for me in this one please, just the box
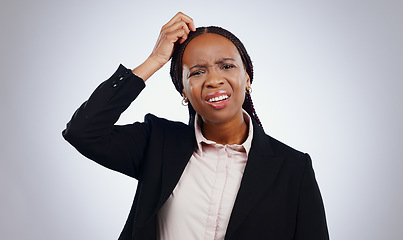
[170,26,262,129]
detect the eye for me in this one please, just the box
[221,64,235,70]
[189,69,205,77]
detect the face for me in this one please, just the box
[182,33,250,125]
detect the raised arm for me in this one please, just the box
[62,13,195,178]
[133,12,195,81]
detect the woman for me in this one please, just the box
[63,12,329,240]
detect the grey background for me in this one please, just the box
[1,0,402,239]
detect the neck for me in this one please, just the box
[200,112,249,145]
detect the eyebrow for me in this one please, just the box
[189,58,236,71]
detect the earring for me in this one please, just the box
[246,86,252,94]
[182,97,188,106]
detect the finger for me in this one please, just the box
[181,14,196,32]
[152,21,189,55]
[164,20,191,36]
[175,12,196,31]
[169,22,191,44]
[166,28,187,44]
[163,12,195,32]
[178,34,187,44]
[160,21,191,46]
[162,12,185,29]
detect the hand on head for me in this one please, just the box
[151,12,196,65]
[133,12,195,81]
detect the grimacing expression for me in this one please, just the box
[181,33,250,125]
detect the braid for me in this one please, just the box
[170,26,263,129]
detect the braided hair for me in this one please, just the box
[170,26,263,129]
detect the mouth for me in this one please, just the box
[207,94,229,102]
[204,91,231,109]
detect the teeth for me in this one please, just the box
[208,95,229,102]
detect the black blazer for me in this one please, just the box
[63,65,329,240]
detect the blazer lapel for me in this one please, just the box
[156,119,196,211]
[225,120,284,240]
[133,119,196,235]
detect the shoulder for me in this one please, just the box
[252,119,307,159]
[143,113,188,128]
[252,122,309,169]
[266,134,306,159]
[141,114,196,154]
[142,113,193,135]
[267,133,312,167]
[257,133,313,183]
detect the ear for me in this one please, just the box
[245,72,251,88]
[182,90,187,99]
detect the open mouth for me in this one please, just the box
[205,91,231,109]
[208,94,229,102]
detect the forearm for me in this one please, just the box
[63,65,144,139]
[132,56,164,82]
[62,64,148,177]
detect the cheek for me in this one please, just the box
[237,88,246,104]
[182,77,191,96]
[183,80,201,101]
[234,76,248,102]
[234,73,248,90]
[181,69,191,96]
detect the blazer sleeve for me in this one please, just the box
[294,154,330,239]
[62,64,150,179]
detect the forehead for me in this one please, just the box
[182,33,241,65]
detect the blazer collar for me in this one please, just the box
[225,119,284,240]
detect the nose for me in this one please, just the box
[205,69,224,88]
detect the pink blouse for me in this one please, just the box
[157,111,253,240]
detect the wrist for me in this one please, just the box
[132,56,163,82]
